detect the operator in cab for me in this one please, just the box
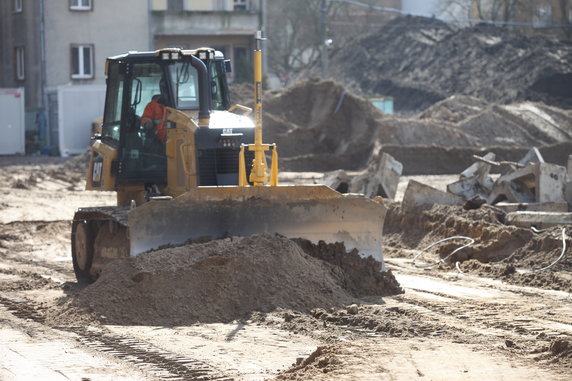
[141,94,169,143]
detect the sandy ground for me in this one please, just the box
[0,157,570,380]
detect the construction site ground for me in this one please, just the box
[0,157,570,380]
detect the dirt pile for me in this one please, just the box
[264,79,392,171]
[303,15,572,113]
[228,82,255,106]
[263,80,572,173]
[263,79,483,171]
[67,235,401,326]
[383,202,572,292]
[421,96,572,146]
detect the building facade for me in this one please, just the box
[0,0,43,140]
[150,0,262,82]
[0,0,262,154]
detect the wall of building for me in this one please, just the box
[151,0,259,12]
[151,8,259,38]
[44,0,150,88]
[0,0,43,111]
[151,1,261,81]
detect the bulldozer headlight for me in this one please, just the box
[171,52,180,60]
[161,52,170,60]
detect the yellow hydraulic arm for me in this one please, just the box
[239,31,278,186]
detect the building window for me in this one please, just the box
[167,0,183,11]
[213,0,227,11]
[70,0,92,11]
[71,45,94,79]
[233,0,249,11]
[533,4,552,27]
[13,0,22,13]
[15,46,25,80]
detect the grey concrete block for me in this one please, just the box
[488,162,566,204]
[506,211,572,228]
[402,180,464,211]
[495,202,569,213]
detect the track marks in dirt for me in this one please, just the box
[0,294,233,380]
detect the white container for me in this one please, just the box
[57,85,106,157]
[0,88,26,155]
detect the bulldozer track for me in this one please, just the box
[73,206,130,226]
[0,294,233,381]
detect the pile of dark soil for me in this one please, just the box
[303,15,572,113]
[66,235,401,326]
[383,202,572,292]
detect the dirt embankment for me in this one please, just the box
[302,15,572,113]
[262,80,572,174]
[59,235,401,326]
[384,202,572,292]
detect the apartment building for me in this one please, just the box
[150,0,263,82]
[0,0,262,155]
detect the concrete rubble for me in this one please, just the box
[446,148,566,205]
[402,180,463,211]
[444,148,572,227]
[322,152,403,199]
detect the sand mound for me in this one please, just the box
[303,16,572,112]
[69,235,401,326]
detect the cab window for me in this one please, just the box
[102,61,123,141]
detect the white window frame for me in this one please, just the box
[70,0,92,11]
[14,0,22,13]
[71,45,94,79]
[16,46,25,80]
[233,0,249,11]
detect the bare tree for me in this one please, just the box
[266,0,401,84]
[440,0,523,22]
[266,0,324,84]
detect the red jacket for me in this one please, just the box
[141,100,167,142]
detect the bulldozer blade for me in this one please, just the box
[128,185,388,270]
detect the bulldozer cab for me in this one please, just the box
[99,49,231,186]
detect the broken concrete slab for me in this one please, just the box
[506,211,572,228]
[449,152,496,200]
[495,202,569,213]
[402,180,464,211]
[566,181,572,209]
[448,176,490,200]
[377,152,403,199]
[518,147,544,166]
[322,170,352,193]
[487,179,536,204]
[461,152,495,181]
[322,152,403,199]
[488,162,566,204]
[351,152,403,199]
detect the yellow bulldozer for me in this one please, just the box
[72,32,387,281]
